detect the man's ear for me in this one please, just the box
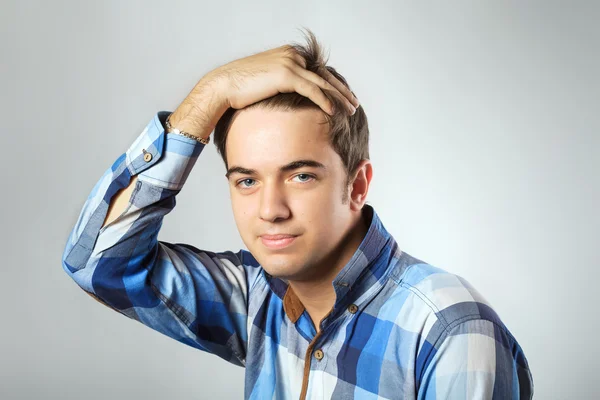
[348,160,373,211]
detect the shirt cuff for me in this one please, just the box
[125,111,207,190]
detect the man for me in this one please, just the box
[62,31,533,399]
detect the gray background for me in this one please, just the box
[1,0,598,399]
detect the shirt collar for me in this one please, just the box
[330,203,396,308]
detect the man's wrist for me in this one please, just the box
[167,106,212,140]
[165,114,210,144]
[168,75,229,140]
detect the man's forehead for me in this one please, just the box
[227,107,329,140]
[225,107,332,170]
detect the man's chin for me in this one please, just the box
[258,256,303,280]
[261,264,298,280]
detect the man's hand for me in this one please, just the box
[168,45,360,140]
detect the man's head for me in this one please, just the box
[214,31,372,282]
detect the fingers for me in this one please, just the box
[290,77,336,115]
[322,68,360,109]
[292,66,356,115]
[290,53,307,69]
[278,45,359,116]
[281,45,307,68]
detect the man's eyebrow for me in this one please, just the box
[225,159,327,179]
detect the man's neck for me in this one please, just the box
[288,209,370,332]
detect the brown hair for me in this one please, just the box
[213,29,369,203]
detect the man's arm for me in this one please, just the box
[416,319,534,399]
[62,45,359,365]
[62,109,258,365]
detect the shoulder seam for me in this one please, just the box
[401,282,452,331]
[401,281,503,335]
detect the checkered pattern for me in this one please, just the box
[62,111,534,399]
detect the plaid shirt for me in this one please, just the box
[62,111,534,399]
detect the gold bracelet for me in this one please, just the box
[165,113,210,145]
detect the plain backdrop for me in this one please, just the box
[1,1,598,399]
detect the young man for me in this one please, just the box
[62,32,533,399]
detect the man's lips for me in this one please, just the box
[260,234,298,249]
[260,234,297,240]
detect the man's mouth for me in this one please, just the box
[260,234,298,250]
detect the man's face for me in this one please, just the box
[225,107,356,281]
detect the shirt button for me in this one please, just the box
[314,349,324,361]
[143,152,152,162]
[348,304,358,314]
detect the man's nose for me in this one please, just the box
[259,182,290,223]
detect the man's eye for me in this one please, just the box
[237,178,256,188]
[293,174,315,183]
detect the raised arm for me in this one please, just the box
[61,107,259,365]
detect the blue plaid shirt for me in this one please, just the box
[62,111,534,399]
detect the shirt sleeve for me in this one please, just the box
[417,318,534,399]
[61,111,262,367]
